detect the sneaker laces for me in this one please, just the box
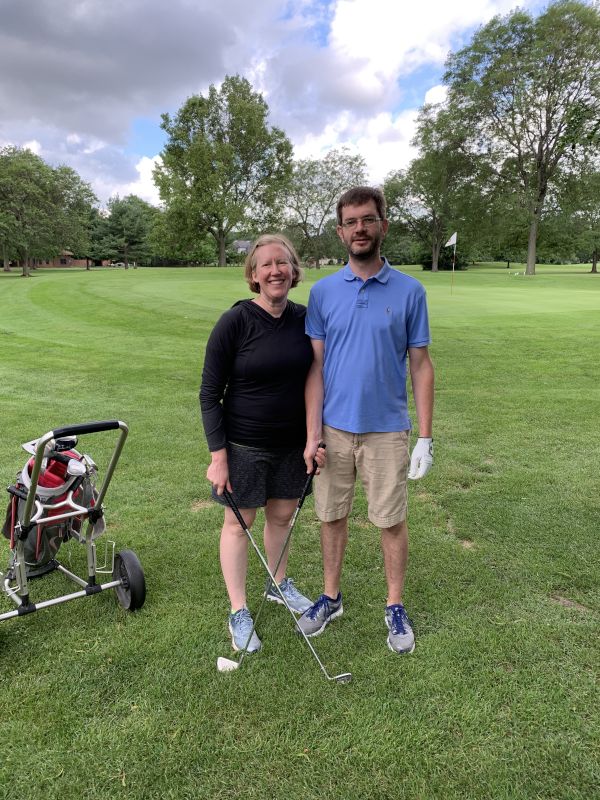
[280,577,300,599]
[232,607,253,635]
[388,605,410,635]
[306,593,332,620]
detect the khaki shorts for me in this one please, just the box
[314,425,410,528]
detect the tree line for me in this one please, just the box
[1,1,598,277]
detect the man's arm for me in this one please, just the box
[304,338,325,472]
[408,345,434,437]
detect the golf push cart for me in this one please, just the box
[1,420,145,628]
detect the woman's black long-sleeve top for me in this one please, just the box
[200,299,313,452]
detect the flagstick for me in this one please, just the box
[450,242,456,295]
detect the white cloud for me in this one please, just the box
[424,84,448,105]
[0,0,543,201]
[110,155,162,206]
[275,0,528,185]
[22,139,42,155]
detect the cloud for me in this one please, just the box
[22,140,42,155]
[424,85,448,106]
[0,0,542,204]
[115,155,162,206]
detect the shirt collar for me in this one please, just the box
[343,258,391,284]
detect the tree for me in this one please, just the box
[0,146,58,276]
[384,106,479,270]
[149,207,217,265]
[104,195,157,267]
[285,149,367,260]
[0,147,97,275]
[154,75,293,266]
[444,0,600,275]
[50,166,98,268]
[547,158,600,271]
[572,168,600,273]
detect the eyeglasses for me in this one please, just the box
[340,215,382,229]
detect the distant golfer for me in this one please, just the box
[200,234,324,655]
[300,186,435,654]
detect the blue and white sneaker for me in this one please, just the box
[296,592,343,637]
[385,604,415,654]
[228,607,261,653]
[265,577,312,615]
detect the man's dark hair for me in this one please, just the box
[336,186,386,225]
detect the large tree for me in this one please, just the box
[149,207,216,265]
[384,106,479,270]
[0,147,98,276]
[104,195,157,268]
[546,158,600,272]
[444,0,600,275]
[154,75,293,266]
[0,146,53,275]
[50,165,98,267]
[285,148,366,260]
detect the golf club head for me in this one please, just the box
[216,656,239,673]
[334,672,353,684]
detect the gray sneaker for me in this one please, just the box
[296,593,343,637]
[265,577,312,614]
[385,604,415,654]
[228,607,262,653]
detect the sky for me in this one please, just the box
[0,0,545,208]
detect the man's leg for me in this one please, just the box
[358,430,415,653]
[297,426,354,635]
[380,520,409,606]
[380,520,414,653]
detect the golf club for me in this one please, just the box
[216,451,352,684]
[226,460,317,669]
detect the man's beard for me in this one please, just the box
[348,232,382,261]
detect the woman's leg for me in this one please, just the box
[220,506,257,610]
[263,498,299,583]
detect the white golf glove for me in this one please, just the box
[408,437,433,480]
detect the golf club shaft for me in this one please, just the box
[223,483,341,682]
[236,465,317,667]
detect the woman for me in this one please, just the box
[200,234,323,654]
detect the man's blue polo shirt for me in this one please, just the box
[306,259,431,434]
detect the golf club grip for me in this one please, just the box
[222,489,248,530]
[52,420,121,438]
[298,441,326,508]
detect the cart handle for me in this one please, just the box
[20,421,129,530]
[52,420,124,438]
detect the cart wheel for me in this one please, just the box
[113,549,146,611]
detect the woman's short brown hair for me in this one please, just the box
[244,234,304,294]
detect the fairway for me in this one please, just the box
[0,264,599,800]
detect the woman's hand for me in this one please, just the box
[206,448,232,495]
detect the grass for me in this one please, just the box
[0,262,599,799]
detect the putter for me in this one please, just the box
[216,451,352,684]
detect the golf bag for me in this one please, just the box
[2,437,104,578]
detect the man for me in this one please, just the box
[301,186,434,654]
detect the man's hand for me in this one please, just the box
[304,440,326,474]
[408,437,433,480]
